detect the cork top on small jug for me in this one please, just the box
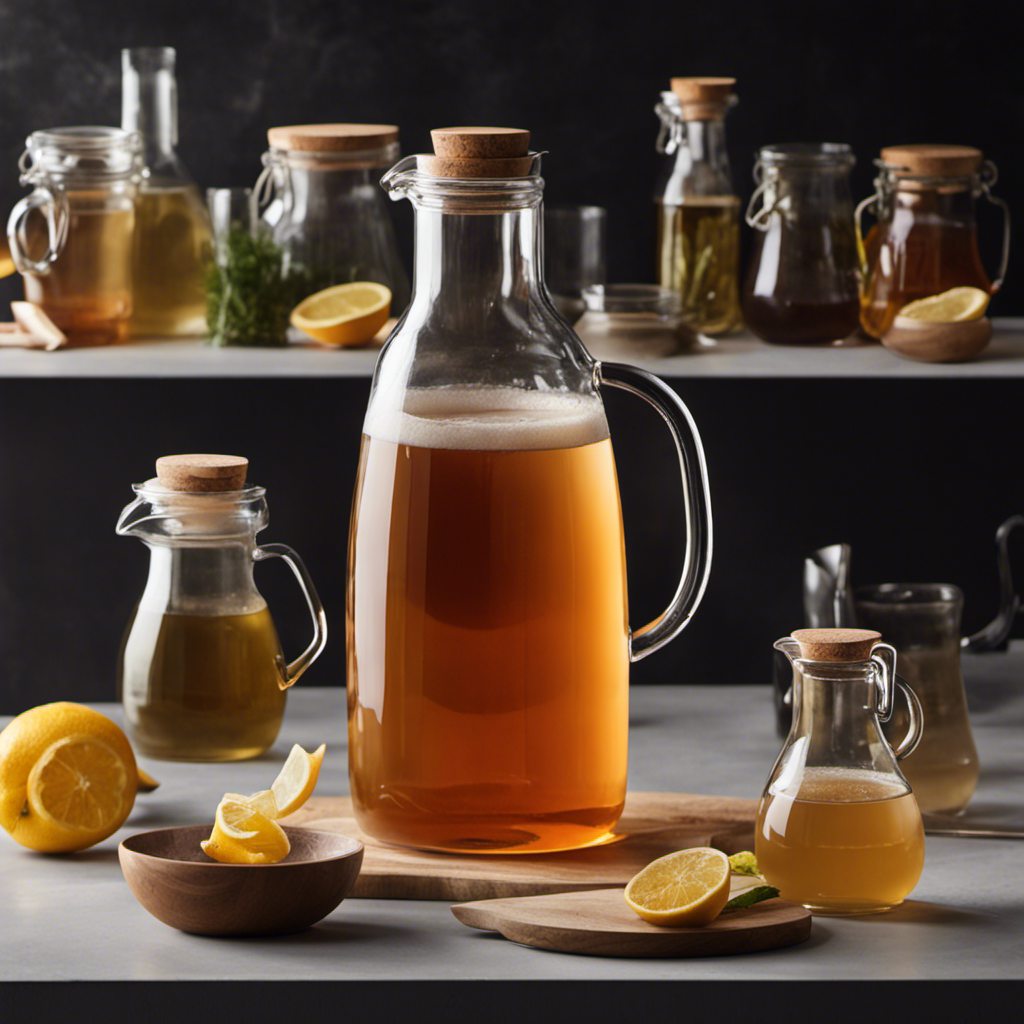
[155,454,249,493]
[423,126,533,179]
[790,628,882,663]
[670,77,736,119]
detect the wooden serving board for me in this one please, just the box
[281,792,757,902]
[451,888,811,958]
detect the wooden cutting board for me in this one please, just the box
[451,887,811,958]
[282,792,758,901]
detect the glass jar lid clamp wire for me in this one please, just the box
[745,144,855,231]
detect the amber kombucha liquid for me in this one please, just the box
[23,193,134,345]
[347,387,629,853]
[119,605,286,762]
[756,768,925,914]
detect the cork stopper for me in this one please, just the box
[880,144,982,178]
[670,77,736,119]
[155,454,249,493]
[267,124,399,153]
[791,628,882,663]
[423,126,534,178]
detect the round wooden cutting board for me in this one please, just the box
[451,888,812,958]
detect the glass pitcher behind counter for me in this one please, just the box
[347,127,713,855]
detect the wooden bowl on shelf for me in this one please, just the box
[882,316,993,363]
[119,825,363,936]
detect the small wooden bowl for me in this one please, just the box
[119,825,363,936]
[882,316,993,363]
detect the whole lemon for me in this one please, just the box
[0,702,138,853]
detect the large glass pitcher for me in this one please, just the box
[759,629,925,915]
[117,455,326,762]
[347,128,712,854]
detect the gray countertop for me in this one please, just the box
[2,647,1022,988]
[0,319,1022,378]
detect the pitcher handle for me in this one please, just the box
[254,542,327,689]
[979,162,1010,293]
[871,642,923,760]
[962,514,1024,652]
[854,193,878,279]
[7,178,68,275]
[598,362,712,661]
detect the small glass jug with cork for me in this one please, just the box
[857,145,1010,338]
[758,629,925,915]
[116,455,326,762]
[654,78,741,335]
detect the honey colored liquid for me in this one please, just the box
[657,198,741,335]
[347,390,629,853]
[119,605,286,762]
[0,237,16,279]
[23,194,134,345]
[756,768,925,914]
[131,185,211,337]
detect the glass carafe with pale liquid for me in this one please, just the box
[758,629,925,915]
[347,127,712,854]
[654,78,741,335]
[122,47,212,336]
[116,455,326,761]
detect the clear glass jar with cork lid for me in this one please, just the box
[116,455,326,762]
[857,145,1010,338]
[255,124,410,312]
[654,78,741,335]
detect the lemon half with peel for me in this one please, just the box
[898,287,990,323]
[625,847,732,927]
[291,282,391,346]
[0,702,138,853]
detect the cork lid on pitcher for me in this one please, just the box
[155,454,248,493]
[880,144,983,178]
[423,126,534,178]
[791,628,882,663]
[267,124,399,153]
[670,77,736,119]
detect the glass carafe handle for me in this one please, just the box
[7,176,69,275]
[254,542,327,689]
[871,642,923,761]
[979,162,1010,293]
[598,362,712,661]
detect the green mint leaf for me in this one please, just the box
[723,885,780,910]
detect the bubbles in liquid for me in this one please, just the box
[363,386,610,452]
[772,766,909,803]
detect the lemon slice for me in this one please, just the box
[137,768,160,793]
[290,282,391,346]
[224,789,279,820]
[202,797,290,864]
[624,847,732,927]
[897,287,990,323]
[271,744,326,819]
[27,735,131,833]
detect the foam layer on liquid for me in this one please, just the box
[772,767,909,804]
[364,386,610,451]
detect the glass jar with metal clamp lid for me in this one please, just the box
[254,124,410,312]
[7,126,142,345]
[857,145,1010,339]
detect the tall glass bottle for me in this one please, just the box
[655,77,741,335]
[122,47,211,337]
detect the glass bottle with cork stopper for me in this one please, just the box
[759,628,925,915]
[654,77,741,335]
[116,454,326,762]
[347,127,712,854]
[255,124,410,311]
[122,47,212,337]
[857,144,1010,338]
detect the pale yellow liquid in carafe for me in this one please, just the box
[119,605,286,762]
[756,767,925,914]
[131,185,211,336]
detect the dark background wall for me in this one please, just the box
[0,0,1022,711]
[0,0,1020,307]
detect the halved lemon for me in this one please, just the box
[624,847,732,927]
[898,287,990,323]
[290,282,391,346]
[271,743,326,819]
[201,797,290,864]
